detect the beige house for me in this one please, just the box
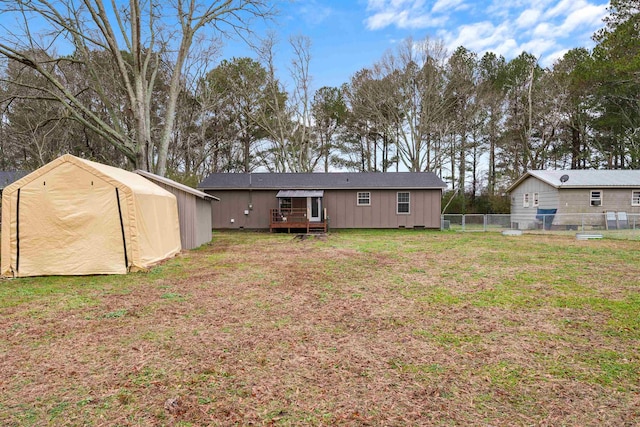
[198,172,447,231]
[507,170,640,230]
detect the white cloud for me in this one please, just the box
[486,38,522,58]
[485,0,548,20]
[531,3,607,39]
[365,11,398,30]
[364,1,448,30]
[559,4,608,33]
[533,22,561,38]
[364,0,608,66]
[297,1,334,26]
[366,0,387,10]
[367,0,420,11]
[444,21,513,53]
[516,8,541,28]
[542,48,570,67]
[432,0,465,14]
[365,0,458,30]
[544,0,579,19]
[520,38,556,57]
[405,14,449,28]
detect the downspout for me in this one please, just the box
[248,173,252,209]
[247,173,253,228]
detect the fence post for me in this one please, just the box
[483,214,487,232]
[462,214,465,231]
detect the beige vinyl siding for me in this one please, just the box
[177,191,195,249]
[148,180,213,249]
[195,198,213,247]
[557,188,640,214]
[551,188,640,228]
[207,188,442,229]
[209,190,279,229]
[325,189,441,229]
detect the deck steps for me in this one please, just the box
[307,223,327,233]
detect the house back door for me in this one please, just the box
[308,197,322,221]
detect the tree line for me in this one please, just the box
[0,0,638,212]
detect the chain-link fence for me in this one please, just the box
[441,214,511,232]
[441,213,640,239]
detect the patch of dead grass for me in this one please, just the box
[1,231,639,426]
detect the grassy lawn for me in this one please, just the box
[1,230,639,426]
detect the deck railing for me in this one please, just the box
[270,208,327,232]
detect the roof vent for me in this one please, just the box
[560,174,569,183]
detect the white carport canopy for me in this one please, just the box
[276,190,324,198]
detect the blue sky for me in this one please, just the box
[223,0,610,91]
[0,0,610,93]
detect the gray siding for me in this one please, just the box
[325,189,441,228]
[195,198,213,246]
[557,188,640,214]
[208,188,442,229]
[149,180,212,249]
[510,177,558,229]
[510,176,640,229]
[209,190,279,229]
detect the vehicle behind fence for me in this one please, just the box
[441,213,640,239]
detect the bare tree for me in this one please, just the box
[0,0,272,174]
[477,52,507,195]
[376,37,451,172]
[311,86,347,172]
[341,67,400,172]
[445,46,478,196]
[256,34,319,172]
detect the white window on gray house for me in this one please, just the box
[533,192,539,207]
[397,192,410,214]
[590,190,602,206]
[279,197,292,210]
[632,190,640,206]
[523,193,530,208]
[357,192,371,206]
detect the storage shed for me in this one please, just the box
[1,154,181,277]
[135,170,218,249]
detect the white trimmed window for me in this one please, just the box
[533,192,539,207]
[357,192,371,206]
[632,190,640,206]
[523,193,530,208]
[279,197,292,210]
[397,192,410,214]
[590,190,602,207]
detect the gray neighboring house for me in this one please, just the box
[197,172,447,231]
[507,170,640,230]
[135,170,219,249]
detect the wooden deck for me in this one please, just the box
[270,208,327,233]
